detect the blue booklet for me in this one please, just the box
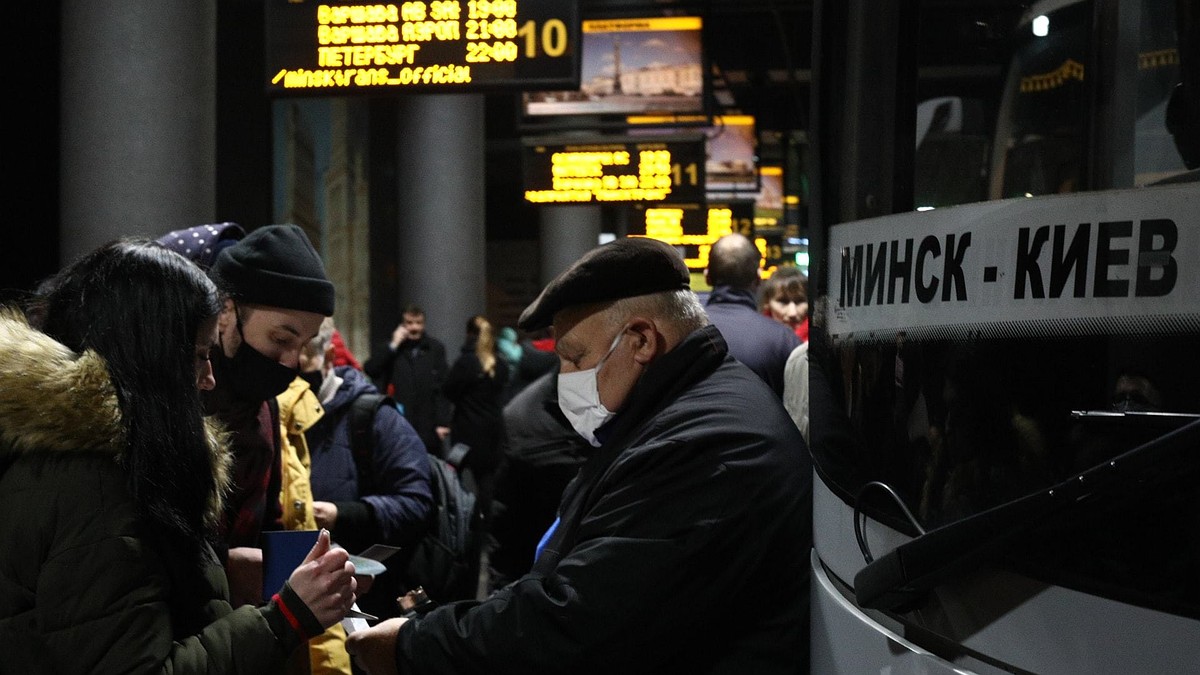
[260,529,320,601]
[261,530,403,601]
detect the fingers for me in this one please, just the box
[345,618,407,674]
[302,528,332,565]
[313,502,338,529]
[322,557,357,615]
[287,532,359,629]
[295,559,357,628]
[308,547,352,579]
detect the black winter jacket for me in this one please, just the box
[364,335,451,455]
[393,324,813,674]
[444,340,511,474]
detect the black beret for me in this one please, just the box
[518,237,690,331]
[210,224,335,316]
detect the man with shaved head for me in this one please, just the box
[703,233,801,396]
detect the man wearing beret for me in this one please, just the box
[347,236,813,674]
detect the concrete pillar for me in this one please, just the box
[60,0,217,264]
[539,205,603,286]
[394,94,486,352]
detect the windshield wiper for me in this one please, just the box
[853,416,1200,611]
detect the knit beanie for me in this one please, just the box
[155,222,246,271]
[210,224,335,316]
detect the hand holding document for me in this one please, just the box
[262,531,402,631]
[265,529,357,630]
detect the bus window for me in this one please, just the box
[992,1,1092,198]
[1134,0,1188,183]
[990,0,1187,197]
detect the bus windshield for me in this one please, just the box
[813,0,1198,620]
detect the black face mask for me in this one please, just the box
[208,307,299,406]
[298,369,323,393]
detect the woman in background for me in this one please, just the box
[759,267,810,343]
[0,239,355,673]
[444,314,510,536]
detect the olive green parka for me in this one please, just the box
[0,312,321,674]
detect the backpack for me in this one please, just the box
[349,393,483,602]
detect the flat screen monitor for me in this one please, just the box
[704,115,759,193]
[522,16,706,119]
[631,114,759,194]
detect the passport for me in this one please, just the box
[260,529,319,600]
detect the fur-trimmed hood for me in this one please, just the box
[0,310,231,530]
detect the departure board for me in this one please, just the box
[522,136,705,204]
[629,201,755,270]
[265,0,580,95]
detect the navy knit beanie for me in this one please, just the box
[210,224,335,316]
[155,222,246,271]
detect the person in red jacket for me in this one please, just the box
[759,266,810,343]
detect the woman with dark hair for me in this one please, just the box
[758,267,810,343]
[444,315,510,549]
[0,239,357,673]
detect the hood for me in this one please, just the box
[0,310,231,532]
[326,365,381,413]
[0,309,123,453]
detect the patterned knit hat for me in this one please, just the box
[156,222,246,271]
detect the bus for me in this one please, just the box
[806,0,1199,672]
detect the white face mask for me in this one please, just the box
[558,327,626,447]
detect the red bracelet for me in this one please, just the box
[273,592,313,641]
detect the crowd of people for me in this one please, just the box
[0,226,812,674]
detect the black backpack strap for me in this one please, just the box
[349,392,390,494]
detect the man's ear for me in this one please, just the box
[217,298,237,330]
[215,299,240,356]
[626,317,662,365]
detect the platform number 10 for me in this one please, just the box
[517,19,568,58]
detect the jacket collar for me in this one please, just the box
[278,375,325,435]
[705,285,758,310]
[595,324,728,447]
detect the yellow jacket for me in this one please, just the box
[277,377,352,675]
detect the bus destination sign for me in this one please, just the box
[265,0,580,95]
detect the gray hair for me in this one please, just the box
[304,316,337,359]
[607,289,709,335]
